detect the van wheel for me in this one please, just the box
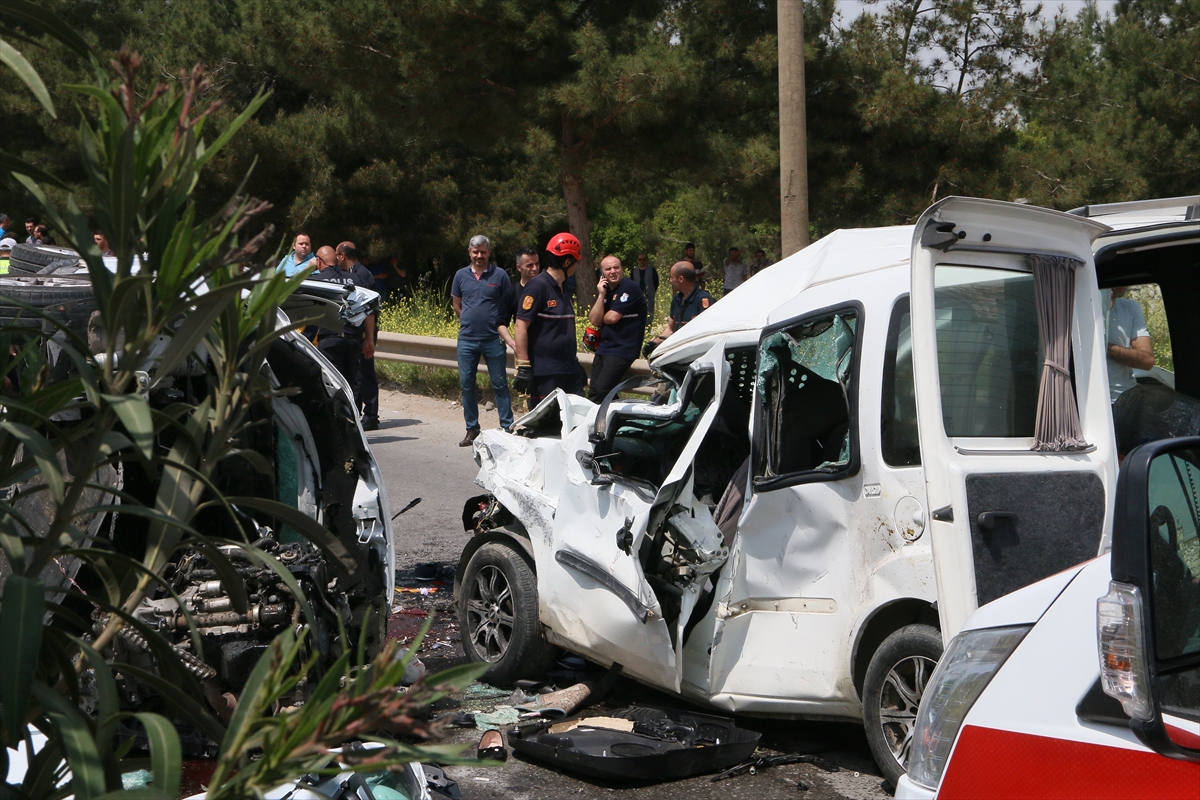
[458,541,556,686]
[862,624,943,786]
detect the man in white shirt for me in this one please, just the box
[1106,287,1154,402]
[722,246,747,294]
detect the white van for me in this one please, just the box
[455,195,1200,783]
[896,435,1200,799]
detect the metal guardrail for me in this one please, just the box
[375,332,653,379]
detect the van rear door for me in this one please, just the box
[909,197,1114,638]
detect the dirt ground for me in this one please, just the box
[373,390,891,800]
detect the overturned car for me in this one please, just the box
[456,195,1200,783]
[0,259,392,743]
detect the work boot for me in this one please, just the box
[459,429,480,447]
[361,416,379,431]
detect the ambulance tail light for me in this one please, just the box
[906,625,1030,791]
[1097,581,1152,721]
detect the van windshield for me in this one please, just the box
[935,266,1041,438]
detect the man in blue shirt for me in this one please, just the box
[514,233,584,405]
[277,233,315,278]
[587,255,646,403]
[452,235,515,446]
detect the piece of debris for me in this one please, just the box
[474,706,522,731]
[423,765,463,800]
[548,717,635,735]
[712,752,839,782]
[797,779,810,791]
[508,707,760,782]
[485,401,495,411]
[512,681,593,716]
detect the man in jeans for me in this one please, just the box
[452,235,515,446]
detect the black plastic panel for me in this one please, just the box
[966,471,1105,605]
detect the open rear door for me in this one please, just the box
[909,198,1114,638]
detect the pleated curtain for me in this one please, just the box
[1029,253,1090,451]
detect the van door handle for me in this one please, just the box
[977,511,1015,531]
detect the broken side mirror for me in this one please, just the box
[576,449,614,485]
[1100,437,1200,763]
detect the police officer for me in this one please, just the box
[642,261,714,359]
[314,244,375,391]
[587,255,646,403]
[513,233,584,405]
[337,242,381,430]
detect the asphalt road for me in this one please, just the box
[368,390,891,800]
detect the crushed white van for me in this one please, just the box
[455,195,1200,783]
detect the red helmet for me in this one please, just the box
[545,232,582,260]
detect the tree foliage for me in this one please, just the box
[1,0,1195,298]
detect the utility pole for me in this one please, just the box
[778,0,809,256]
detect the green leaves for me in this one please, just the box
[0,576,44,744]
[0,38,55,117]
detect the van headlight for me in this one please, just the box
[906,626,1030,791]
[1097,581,1151,721]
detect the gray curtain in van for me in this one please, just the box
[1029,254,1090,451]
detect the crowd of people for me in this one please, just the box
[449,234,775,447]
[273,233,416,432]
[0,213,57,250]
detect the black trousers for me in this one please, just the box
[318,335,361,392]
[529,369,585,407]
[356,328,379,420]
[588,353,635,404]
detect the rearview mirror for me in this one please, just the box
[1102,437,1200,761]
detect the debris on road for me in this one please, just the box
[508,706,761,782]
[711,752,841,782]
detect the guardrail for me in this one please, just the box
[375,332,653,379]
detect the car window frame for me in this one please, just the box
[752,300,864,492]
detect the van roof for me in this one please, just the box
[1069,195,1200,232]
[654,225,913,363]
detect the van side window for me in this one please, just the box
[881,296,920,467]
[755,309,858,485]
[935,266,1040,437]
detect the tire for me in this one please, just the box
[862,623,943,787]
[458,541,556,686]
[8,243,81,275]
[0,280,96,325]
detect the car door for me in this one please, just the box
[540,339,730,691]
[909,197,1115,638]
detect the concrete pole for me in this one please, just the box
[778,0,809,256]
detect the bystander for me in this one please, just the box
[632,252,658,332]
[748,248,772,278]
[277,233,315,278]
[451,235,515,446]
[722,246,747,294]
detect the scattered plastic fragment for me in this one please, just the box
[474,706,522,731]
[121,770,154,790]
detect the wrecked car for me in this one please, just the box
[455,195,1200,784]
[0,263,392,744]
